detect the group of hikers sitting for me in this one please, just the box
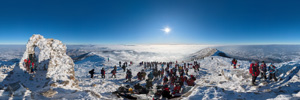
[249,61,278,85]
[23,54,37,74]
[117,61,199,99]
[88,60,199,99]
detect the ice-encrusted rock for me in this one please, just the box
[19,34,78,89]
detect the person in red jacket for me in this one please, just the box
[232,58,237,69]
[111,69,116,78]
[172,83,181,94]
[249,62,260,85]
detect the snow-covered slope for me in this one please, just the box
[183,56,300,100]
[0,35,102,99]
[1,44,300,99]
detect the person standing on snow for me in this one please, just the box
[89,69,95,78]
[269,63,278,81]
[126,69,132,82]
[122,64,126,72]
[232,58,237,69]
[148,72,154,80]
[30,62,35,73]
[101,68,105,78]
[111,69,116,78]
[259,61,267,80]
[249,62,260,85]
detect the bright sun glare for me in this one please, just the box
[162,27,171,34]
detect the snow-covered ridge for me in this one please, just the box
[188,48,229,61]
[216,45,300,63]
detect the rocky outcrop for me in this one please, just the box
[18,34,78,89]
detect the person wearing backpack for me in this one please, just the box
[126,69,132,82]
[89,69,95,78]
[111,69,116,78]
[269,63,278,81]
[249,62,260,85]
[259,61,267,80]
[232,58,237,69]
[101,68,105,78]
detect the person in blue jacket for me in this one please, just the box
[148,72,154,80]
[269,63,278,81]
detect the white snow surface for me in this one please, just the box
[0,44,300,99]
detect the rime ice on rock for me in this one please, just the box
[19,34,78,89]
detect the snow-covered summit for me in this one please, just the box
[188,48,229,61]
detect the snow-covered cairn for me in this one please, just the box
[19,34,78,89]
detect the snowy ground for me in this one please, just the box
[1,45,300,99]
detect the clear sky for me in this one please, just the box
[0,0,300,45]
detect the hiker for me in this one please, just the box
[108,57,109,62]
[122,64,126,72]
[125,62,128,67]
[30,62,35,73]
[172,83,181,94]
[89,69,95,78]
[162,85,172,99]
[146,79,153,89]
[185,67,189,75]
[153,70,159,80]
[126,69,132,82]
[134,83,143,93]
[186,75,196,86]
[158,70,161,78]
[141,70,146,80]
[24,59,30,72]
[259,61,267,80]
[148,72,154,80]
[232,58,237,69]
[137,72,142,80]
[269,63,278,81]
[179,76,185,86]
[111,69,116,78]
[161,68,164,78]
[249,62,260,85]
[163,76,169,85]
[101,68,105,78]
[119,61,122,67]
[114,65,117,70]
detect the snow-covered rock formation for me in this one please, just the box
[19,34,78,89]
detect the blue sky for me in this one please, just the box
[0,0,300,45]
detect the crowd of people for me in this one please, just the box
[87,58,280,99]
[249,61,278,85]
[89,60,200,99]
[23,54,37,74]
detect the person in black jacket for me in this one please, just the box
[101,68,105,78]
[162,85,172,99]
[89,69,95,78]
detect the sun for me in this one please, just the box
[162,27,171,34]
